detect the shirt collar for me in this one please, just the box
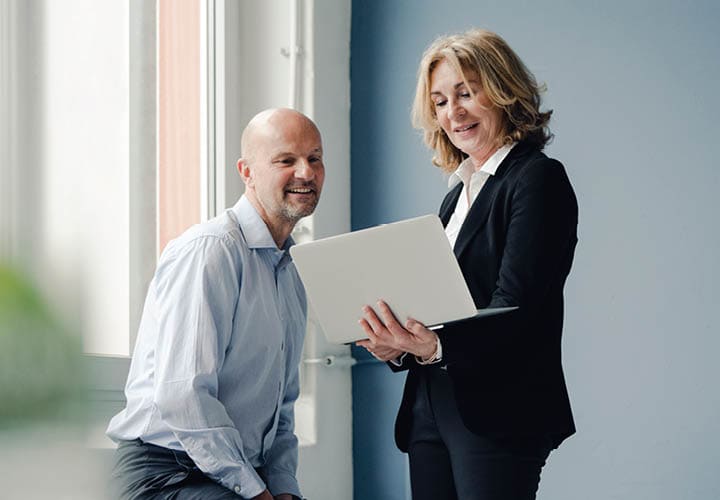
[448,142,517,188]
[231,195,295,253]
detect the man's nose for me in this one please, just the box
[295,159,314,180]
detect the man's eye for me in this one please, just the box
[309,156,322,163]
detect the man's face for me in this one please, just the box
[242,115,325,232]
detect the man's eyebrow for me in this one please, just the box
[271,148,323,160]
[271,152,295,161]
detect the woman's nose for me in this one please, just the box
[448,99,465,121]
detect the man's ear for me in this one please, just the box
[238,158,252,187]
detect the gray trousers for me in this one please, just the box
[110,439,241,499]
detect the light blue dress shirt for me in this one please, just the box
[107,195,307,499]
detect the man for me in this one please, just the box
[107,108,325,500]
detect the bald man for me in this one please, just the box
[108,109,324,500]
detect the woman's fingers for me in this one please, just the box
[358,312,401,352]
[405,317,433,339]
[377,300,407,336]
[356,339,404,362]
[357,318,381,352]
[356,339,372,350]
[362,304,399,345]
[372,346,404,361]
[360,309,438,359]
[360,302,423,353]
[404,317,439,359]
[362,305,386,334]
[358,318,378,341]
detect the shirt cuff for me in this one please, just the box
[220,464,266,499]
[265,469,301,499]
[389,352,408,367]
[415,336,443,365]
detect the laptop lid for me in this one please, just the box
[289,215,479,344]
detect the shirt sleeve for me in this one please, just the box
[152,235,266,499]
[389,352,408,367]
[261,354,302,497]
[387,352,418,373]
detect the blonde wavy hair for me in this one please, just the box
[412,29,553,172]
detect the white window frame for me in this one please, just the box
[201,0,353,449]
[0,0,15,259]
[86,0,157,446]
[85,0,352,448]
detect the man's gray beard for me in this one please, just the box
[280,200,318,225]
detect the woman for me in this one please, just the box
[357,29,578,500]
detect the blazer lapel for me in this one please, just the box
[439,183,463,227]
[451,143,533,259]
[452,175,501,259]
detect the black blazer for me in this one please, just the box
[393,142,578,451]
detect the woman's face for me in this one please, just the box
[429,59,504,167]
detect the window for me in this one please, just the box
[2,0,352,457]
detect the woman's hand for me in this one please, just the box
[356,300,438,360]
[361,343,405,362]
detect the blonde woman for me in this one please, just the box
[358,29,578,500]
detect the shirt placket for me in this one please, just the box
[261,252,290,461]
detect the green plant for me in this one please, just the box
[0,265,84,425]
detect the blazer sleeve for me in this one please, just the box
[438,158,578,366]
[386,353,420,373]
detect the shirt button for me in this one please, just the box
[234,486,241,494]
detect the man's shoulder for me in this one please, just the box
[163,210,247,262]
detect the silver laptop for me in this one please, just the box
[289,214,517,344]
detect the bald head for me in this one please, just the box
[237,108,325,247]
[241,108,321,164]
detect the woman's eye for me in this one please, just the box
[433,100,447,108]
[460,92,471,98]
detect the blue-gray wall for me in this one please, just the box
[350,1,720,499]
